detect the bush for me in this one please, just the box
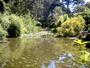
[21,14,42,33]
[7,22,21,37]
[0,13,42,37]
[0,25,7,39]
[55,14,69,27]
[75,9,90,31]
[76,9,90,24]
[0,14,27,37]
[57,16,85,36]
[9,14,27,34]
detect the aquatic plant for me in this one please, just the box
[74,39,88,45]
[72,50,90,68]
[79,51,90,64]
[74,39,89,50]
[74,39,90,65]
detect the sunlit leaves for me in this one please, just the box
[74,39,88,45]
[79,51,90,64]
[56,16,85,36]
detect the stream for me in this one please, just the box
[0,35,89,68]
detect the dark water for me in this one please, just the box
[0,36,86,68]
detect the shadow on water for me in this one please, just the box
[0,36,87,68]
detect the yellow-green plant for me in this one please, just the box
[9,14,27,34]
[74,39,88,50]
[0,13,42,37]
[0,14,27,37]
[56,14,69,27]
[79,51,90,64]
[0,14,10,30]
[57,16,85,36]
[74,39,88,45]
[21,14,42,33]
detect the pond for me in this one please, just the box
[0,36,88,68]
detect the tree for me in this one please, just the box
[73,6,89,13]
[60,0,85,14]
[4,0,85,27]
[86,2,90,9]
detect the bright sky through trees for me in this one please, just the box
[85,0,90,3]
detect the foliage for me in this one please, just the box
[56,16,85,36]
[0,14,26,37]
[79,51,90,64]
[0,13,10,30]
[21,14,42,33]
[0,0,85,28]
[75,8,90,32]
[86,2,90,9]
[73,6,89,13]
[7,0,29,15]
[9,14,27,34]
[55,14,69,27]
[0,25,7,39]
[74,39,90,65]
[7,22,21,37]
[75,8,90,24]
[0,13,42,37]
[74,39,88,45]
[59,0,85,14]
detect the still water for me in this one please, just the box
[0,36,85,68]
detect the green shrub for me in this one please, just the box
[75,8,90,25]
[79,51,90,64]
[0,14,10,30]
[75,9,90,32]
[0,13,42,37]
[0,25,7,39]
[9,14,27,34]
[7,22,21,37]
[0,14,27,37]
[56,14,69,27]
[22,14,42,33]
[57,16,85,36]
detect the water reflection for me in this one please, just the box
[48,60,56,68]
[0,36,81,68]
[42,53,89,68]
[42,53,74,68]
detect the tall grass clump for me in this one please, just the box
[21,14,42,33]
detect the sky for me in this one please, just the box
[85,0,90,3]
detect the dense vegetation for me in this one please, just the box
[0,0,88,37]
[0,0,89,38]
